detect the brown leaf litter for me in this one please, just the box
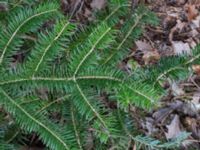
[138,77,200,149]
[61,0,106,22]
[129,0,200,65]
[124,1,200,149]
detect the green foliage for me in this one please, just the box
[134,132,190,150]
[0,0,194,149]
[134,45,200,91]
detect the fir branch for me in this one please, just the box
[0,3,59,66]
[0,75,123,86]
[0,88,70,150]
[36,95,70,114]
[70,106,83,150]
[25,20,75,76]
[103,14,143,65]
[75,82,110,132]
[32,22,70,75]
[72,26,112,77]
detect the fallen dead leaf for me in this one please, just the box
[142,50,160,65]
[185,4,199,21]
[142,117,158,135]
[184,117,200,139]
[153,107,174,123]
[192,65,200,76]
[135,40,160,65]
[169,20,185,43]
[135,40,152,51]
[84,8,93,20]
[91,0,106,10]
[172,41,191,55]
[165,115,182,139]
[191,92,200,111]
[191,15,200,28]
[171,82,185,96]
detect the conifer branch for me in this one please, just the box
[71,106,83,150]
[73,27,112,77]
[75,82,109,131]
[0,5,58,65]
[32,22,70,76]
[0,75,122,86]
[103,14,143,65]
[0,88,70,150]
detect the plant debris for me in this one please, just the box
[125,0,200,149]
[129,0,200,62]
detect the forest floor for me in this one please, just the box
[130,1,200,149]
[130,0,200,149]
[74,0,200,149]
